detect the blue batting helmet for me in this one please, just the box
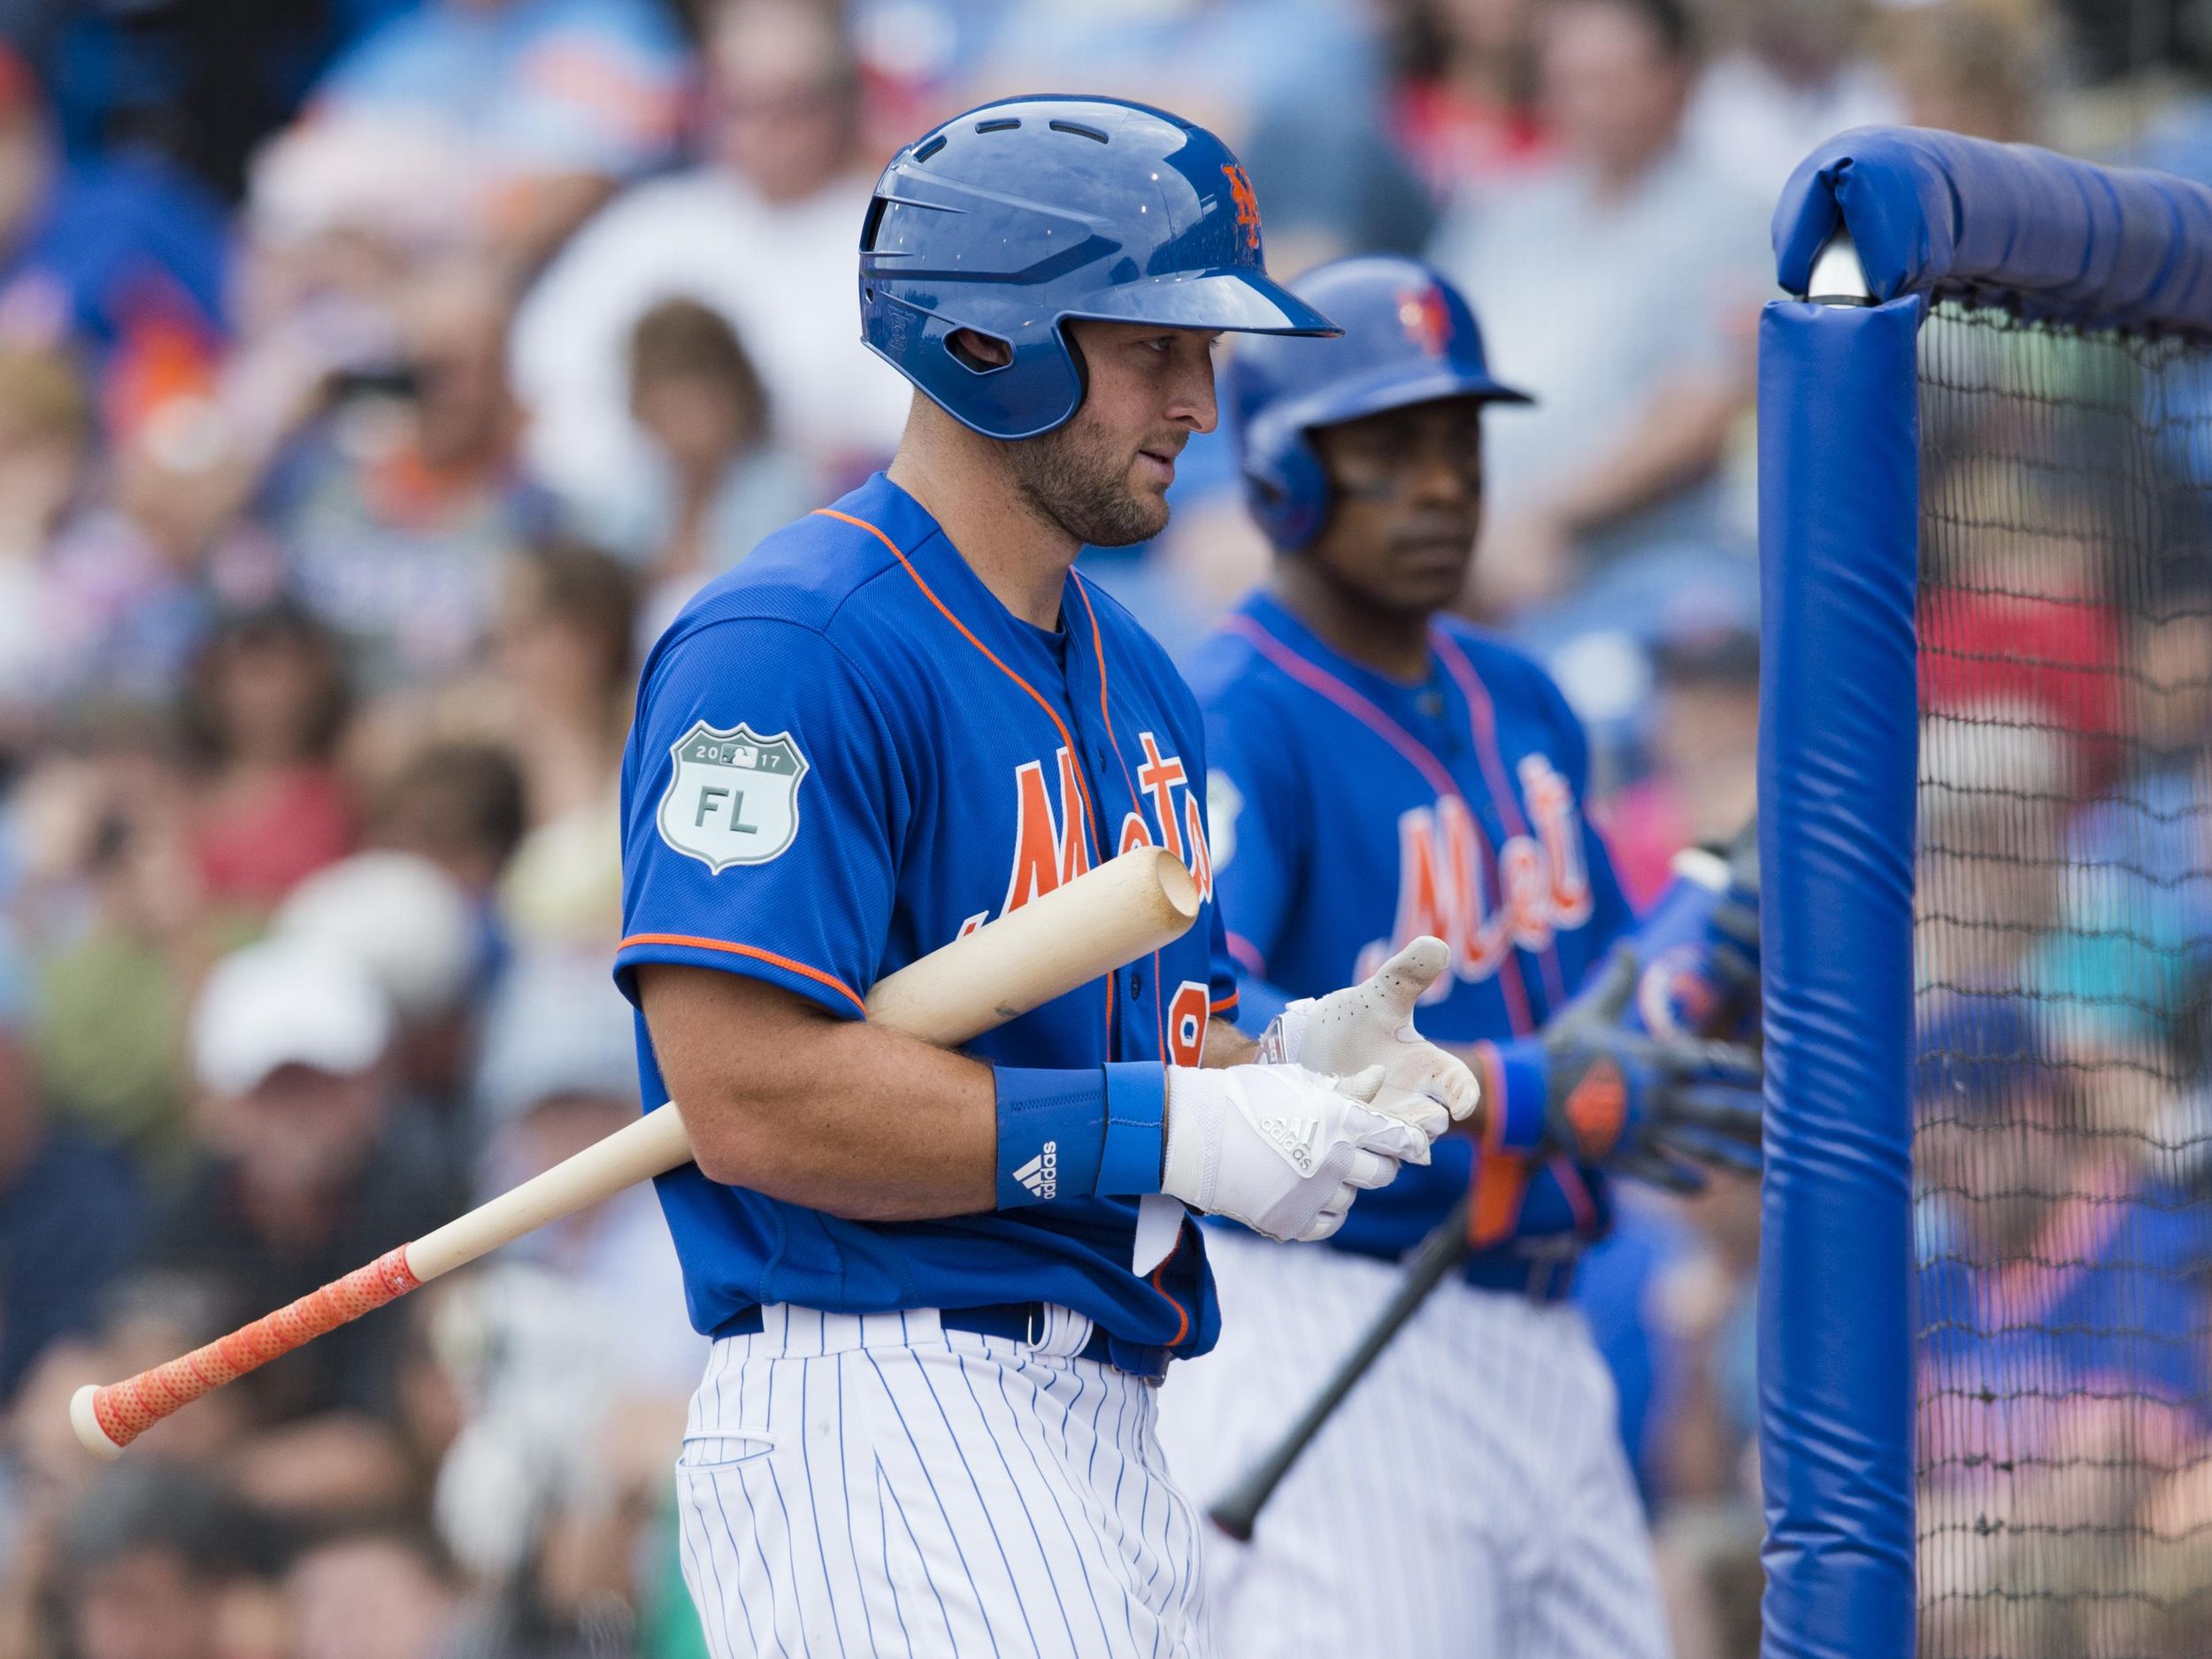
[1229,254,1532,552]
[858,96,1339,442]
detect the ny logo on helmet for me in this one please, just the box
[1397,285,1453,357]
[1221,164,1262,253]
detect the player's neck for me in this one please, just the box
[1274,563,1432,684]
[889,424,1078,631]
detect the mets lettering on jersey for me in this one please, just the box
[615,473,1236,1372]
[657,721,809,871]
[1371,750,1594,995]
[1184,590,1634,1263]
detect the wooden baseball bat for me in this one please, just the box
[72,846,1201,1459]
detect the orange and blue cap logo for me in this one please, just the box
[1396,284,1453,357]
[1221,164,1262,254]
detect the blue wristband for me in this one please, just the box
[1099,1063,1169,1194]
[993,1068,1106,1208]
[1481,1039,1551,1154]
[991,1064,1171,1208]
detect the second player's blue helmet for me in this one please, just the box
[1230,254,1532,552]
[859,95,1340,441]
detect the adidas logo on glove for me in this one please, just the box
[1014,1141,1059,1200]
[1256,1109,1322,1176]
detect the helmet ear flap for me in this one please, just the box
[1244,432,1330,553]
[887,308,1086,437]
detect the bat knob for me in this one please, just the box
[71,1384,126,1461]
[1206,1502,1256,1543]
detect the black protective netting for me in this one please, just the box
[1916,301,2212,1659]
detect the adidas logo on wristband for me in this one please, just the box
[1015,1141,1059,1200]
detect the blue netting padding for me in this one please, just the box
[1775,127,2212,335]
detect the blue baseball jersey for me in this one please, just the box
[1186,590,1634,1265]
[616,474,1234,1369]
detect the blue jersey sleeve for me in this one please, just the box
[617,618,910,1018]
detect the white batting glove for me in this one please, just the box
[1161,1063,1433,1243]
[1256,937,1482,1140]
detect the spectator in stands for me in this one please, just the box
[1878,0,2050,145]
[489,543,639,949]
[368,741,529,907]
[0,343,90,755]
[1914,1003,2209,1659]
[0,345,221,726]
[1393,0,1550,202]
[964,0,1383,162]
[614,297,815,641]
[1599,618,1760,907]
[470,952,703,1385]
[58,1466,273,1659]
[1681,0,1901,204]
[16,735,201,1166]
[259,262,553,694]
[148,938,457,1445]
[438,953,702,1607]
[1428,0,1766,616]
[0,923,141,1403]
[511,0,910,520]
[1919,462,2125,790]
[1916,710,2070,995]
[274,851,488,1132]
[179,606,354,917]
[284,1522,466,1659]
[1916,999,2212,1463]
[0,45,230,435]
[2033,596,2212,1048]
[301,0,689,275]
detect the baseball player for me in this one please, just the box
[615,104,1479,1657]
[1152,254,1763,1657]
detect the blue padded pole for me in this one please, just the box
[1756,293,1921,1659]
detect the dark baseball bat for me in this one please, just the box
[1207,1189,1475,1541]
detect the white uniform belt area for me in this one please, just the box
[716,1301,1151,1375]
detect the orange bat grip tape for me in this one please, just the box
[90,1245,421,1448]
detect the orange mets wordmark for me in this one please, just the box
[1358,751,1594,992]
[983,739,1212,934]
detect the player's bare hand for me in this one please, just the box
[1256,936,1481,1141]
[1161,1063,1433,1243]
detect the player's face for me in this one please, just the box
[1307,396,1485,615]
[1003,320,1220,548]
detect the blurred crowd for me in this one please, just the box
[1903,318,2212,1659]
[0,0,2203,1657]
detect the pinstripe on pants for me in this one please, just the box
[676,1305,1210,1658]
[1154,1228,1669,1659]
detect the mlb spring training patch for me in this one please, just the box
[657,719,810,872]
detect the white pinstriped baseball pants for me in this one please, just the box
[675,1305,1210,1658]
[1154,1229,1669,1659]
